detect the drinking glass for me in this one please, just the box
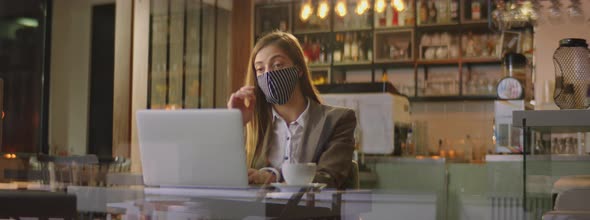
[548,0,563,25]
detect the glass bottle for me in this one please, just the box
[450,0,459,22]
[436,0,448,23]
[344,33,352,61]
[406,128,415,156]
[351,33,359,62]
[386,2,394,27]
[333,34,343,62]
[551,138,559,154]
[319,42,326,64]
[419,0,429,24]
[312,38,321,63]
[398,4,406,26]
[392,6,399,26]
[358,33,366,61]
[428,0,438,24]
[303,35,311,63]
[471,0,481,20]
[405,0,415,25]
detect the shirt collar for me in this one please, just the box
[272,98,311,127]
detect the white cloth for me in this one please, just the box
[268,100,311,169]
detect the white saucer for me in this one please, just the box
[270,183,327,192]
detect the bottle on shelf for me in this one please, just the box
[351,33,359,62]
[463,135,473,162]
[471,0,481,20]
[405,0,415,25]
[419,0,429,24]
[398,3,406,26]
[428,0,437,24]
[436,0,448,23]
[367,43,373,61]
[358,33,366,61]
[333,34,343,62]
[364,33,372,61]
[450,0,459,22]
[392,6,399,26]
[303,35,311,63]
[403,128,414,156]
[311,38,321,63]
[319,41,326,64]
[344,33,352,61]
[381,69,388,82]
[378,6,387,27]
[386,2,394,27]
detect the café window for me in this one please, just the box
[0,0,49,153]
[149,0,232,109]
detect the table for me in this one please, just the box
[67,185,373,219]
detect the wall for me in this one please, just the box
[49,0,115,155]
[533,1,590,110]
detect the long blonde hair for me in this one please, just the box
[245,31,321,166]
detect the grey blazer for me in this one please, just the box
[250,100,357,189]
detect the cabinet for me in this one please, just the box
[513,110,590,220]
[254,0,533,101]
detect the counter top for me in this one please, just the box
[363,155,446,164]
[485,154,590,162]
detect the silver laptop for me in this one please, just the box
[136,109,249,188]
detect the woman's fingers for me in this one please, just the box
[247,169,258,183]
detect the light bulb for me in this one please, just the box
[375,0,386,13]
[318,1,329,19]
[336,1,347,17]
[300,2,313,21]
[355,0,370,15]
[393,0,405,12]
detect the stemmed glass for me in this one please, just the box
[548,0,564,25]
[567,0,584,24]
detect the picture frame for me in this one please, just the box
[498,31,522,56]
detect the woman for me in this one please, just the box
[227,31,356,189]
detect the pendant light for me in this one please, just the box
[335,0,347,17]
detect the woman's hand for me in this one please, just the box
[247,168,276,184]
[227,86,256,125]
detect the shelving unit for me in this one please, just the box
[254,0,532,102]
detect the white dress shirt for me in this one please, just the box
[268,100,311,169]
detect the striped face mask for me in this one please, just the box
[257,66,300,105]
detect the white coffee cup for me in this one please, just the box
[281,162,316,185]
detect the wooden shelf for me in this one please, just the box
[374,59,414,65]
[462,57,501,64]
[333,61,372,67]
[460,20,489,25]
[374,26,415,31]
[308,63,331,68]
[410,95,498,102]
[333,27,373,32]
[416,59,460,65]
[293,29,331,35]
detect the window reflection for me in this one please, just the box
[0,0,47,153]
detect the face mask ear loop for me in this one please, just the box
[295,66,304,78]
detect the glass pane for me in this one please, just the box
[168,0,185,109]
[215,0,232,108]
[0,0,47,153]
[150,0,169,109]
[185,0,201,108]
[200,2,215,108]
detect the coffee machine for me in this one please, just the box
[317,82,411,156]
